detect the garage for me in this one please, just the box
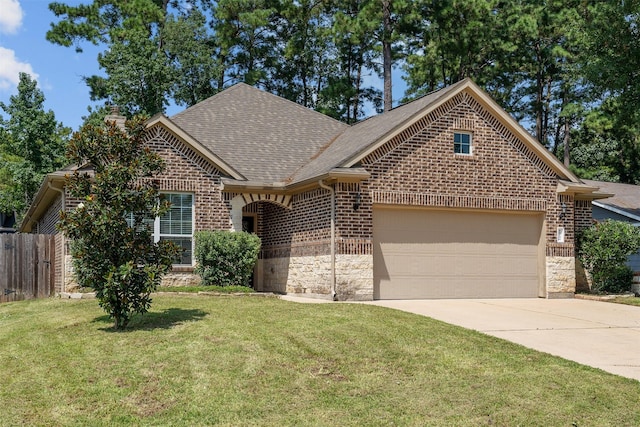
[373,206,545,299]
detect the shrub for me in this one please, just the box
[577,220,640,293]
[194,231,261,287]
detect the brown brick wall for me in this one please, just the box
[332,91,566,256]
[146,126,231,232]
[260,189,331,258]
[574,200,594,233]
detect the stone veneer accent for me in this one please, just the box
[64,254,78,292]
[336,254,373,301]
[161,272,201,287]
[262,255,331,297]
[546,256,576,297]
[260,254,373,300]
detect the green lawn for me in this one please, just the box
[611,296,640,306]
[1,296,639,426]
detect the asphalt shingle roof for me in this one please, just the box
[583,179,640,219]
[171,83,349,182]
[288,79,470,184]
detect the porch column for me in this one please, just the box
[229,197,245,232]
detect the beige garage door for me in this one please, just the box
[373,207,545,299]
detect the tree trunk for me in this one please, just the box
[382,0,392,112]
[564,116,571,167]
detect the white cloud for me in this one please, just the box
[0,0,23,34]
[0,46,38,91]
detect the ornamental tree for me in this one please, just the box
[58,116,179,329]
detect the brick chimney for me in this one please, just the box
[104,105,126,130]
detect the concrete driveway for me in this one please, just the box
[366,298,640,382]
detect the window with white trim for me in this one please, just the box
[158,193,194,265]
[454,132,472,154]
[125,193,194,266]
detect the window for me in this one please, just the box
[158,193,194,265]
[125,193,194,265]
[454,132,472,154]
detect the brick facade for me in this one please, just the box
[254,92,588,298]
[35,85,594,299]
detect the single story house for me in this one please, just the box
[583,179,640,275]
[21,79,608,300]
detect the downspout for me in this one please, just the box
[48,182,66,212]
[318,180,337,301]
[48,182,66,292]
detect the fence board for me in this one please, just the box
[0,234,56,303]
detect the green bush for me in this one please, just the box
[577,220,640,293]
[194,231,261,287]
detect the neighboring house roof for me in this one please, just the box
[583,179,640,222]
[170,83,349,182]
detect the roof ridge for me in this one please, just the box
[171,82,349,128]
[170,83,245,120]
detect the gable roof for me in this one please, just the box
[170,83,349,182]
[146,114,245,180]
[289,79,470,184]
[289,78,580,185]
[21,79,594,232]
[583,180,640,221]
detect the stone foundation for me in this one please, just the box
[546,256,576,297]
[64,255,78,292]
[575,259,593,292]
[262,255,332,297]
[160,272,201,287]
[262,254,374,301]
[61,255,201,291]
[336,254,373,301]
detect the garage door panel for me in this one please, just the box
[373,207,544,299]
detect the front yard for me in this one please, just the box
[1,295,638,426]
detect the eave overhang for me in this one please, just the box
[221,167,371,194]
[556,179,613,201]
[20,171,67,233]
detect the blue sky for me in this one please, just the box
[0,0,105,130]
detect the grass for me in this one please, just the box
[611,296,640,306]
[1,296,639,426]
[156,285,256,294]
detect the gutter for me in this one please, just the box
[48,181,66,213]
[318,179,337,301]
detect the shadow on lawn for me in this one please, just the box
[92,308,208,332]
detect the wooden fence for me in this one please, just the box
[0,234,55,303]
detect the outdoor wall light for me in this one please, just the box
[559,202,567,219]
[353,191,361,211]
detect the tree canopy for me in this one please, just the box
[43,0,640,183]
[0,73,70,222]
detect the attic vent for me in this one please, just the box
[453,118,474,130]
